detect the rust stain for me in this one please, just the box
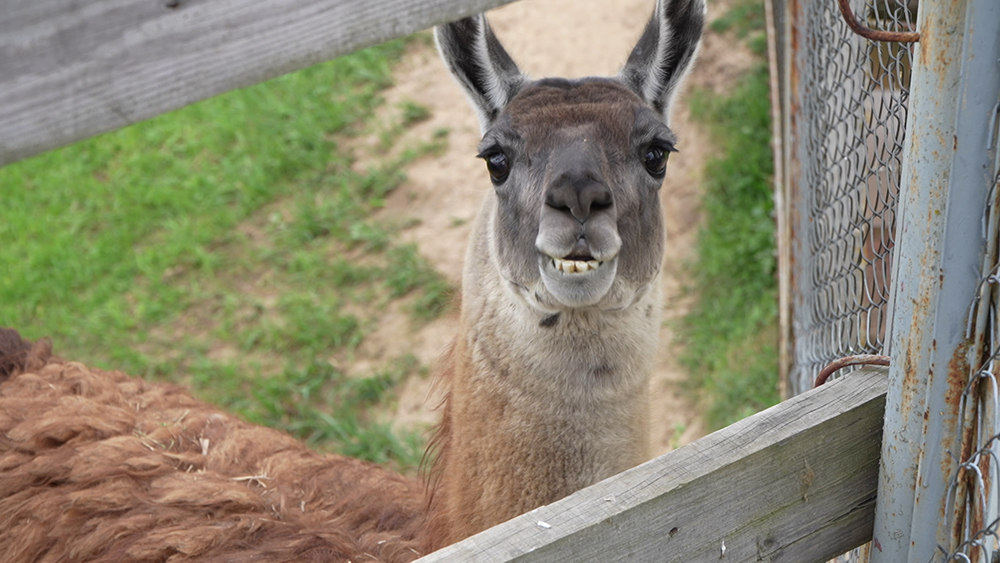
[944,340,973,543]
[943,341,971,412]
[902,344,919,396]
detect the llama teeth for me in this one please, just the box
[553,258,601,274]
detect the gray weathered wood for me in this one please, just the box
[0,0,518,166]
[417,367,887,563]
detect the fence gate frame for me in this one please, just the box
[777,0,1000,560]
[872,0,1000,560]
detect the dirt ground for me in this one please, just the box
[353,0,756,457]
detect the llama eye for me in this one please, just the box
[483,152,510,184]
[643,147,668,177]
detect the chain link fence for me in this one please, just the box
[776,0,1000,559]
[780,0,914,397]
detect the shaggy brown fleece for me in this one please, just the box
[0,330,426,563]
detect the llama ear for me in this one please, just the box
[619,0,706,122]
[435,15,525,133]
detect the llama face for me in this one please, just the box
[435,0,704,313]
[478,78,669,311]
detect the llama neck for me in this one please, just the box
[427,268,661,547]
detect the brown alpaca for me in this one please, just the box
[0,329,425,563]
[0,1,704,560]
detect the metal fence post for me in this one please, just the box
[871,0,1000,560]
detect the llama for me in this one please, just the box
[424,0,703,547]
[0,1,704,560]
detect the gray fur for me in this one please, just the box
[620,0,707,122]
[433,15,526,132]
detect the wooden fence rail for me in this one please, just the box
[417,367,887,563]
[0,0,517,166]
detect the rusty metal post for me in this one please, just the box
[871,0,1000,560]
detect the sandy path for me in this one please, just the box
[354,0,755,457]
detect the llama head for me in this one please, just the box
[436,0,705,312]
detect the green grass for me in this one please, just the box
[0,38,449,472]
[710,0,768,56]
[680,0,780,430]
[710,0,766,37]
[193,355,426,468]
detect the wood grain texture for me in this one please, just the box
[417,367,888,563]
[0,0,518,165]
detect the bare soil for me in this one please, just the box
[355,0,757,457]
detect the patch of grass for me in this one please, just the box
[191,356,425,471]
[400,101,432,126]
[680,2,779,430]
[0,38,450,471]
[385,245,453,321]
[711,0,768,57]
[266,294,365,352]
[710,0,766,38]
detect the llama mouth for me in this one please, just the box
[537,252,619,307]
[550,256,603,274]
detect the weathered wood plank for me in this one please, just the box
[417,367,887,563]
[0,0,518,166]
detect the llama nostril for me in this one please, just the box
[545,180,613,222]
[582,185,613,214]
[545,196,573,214]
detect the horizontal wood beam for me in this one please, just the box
[417,367,887,563]
[0,0,518,166]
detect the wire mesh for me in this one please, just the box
[939,171,1000,562]
[787,0,915,396]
